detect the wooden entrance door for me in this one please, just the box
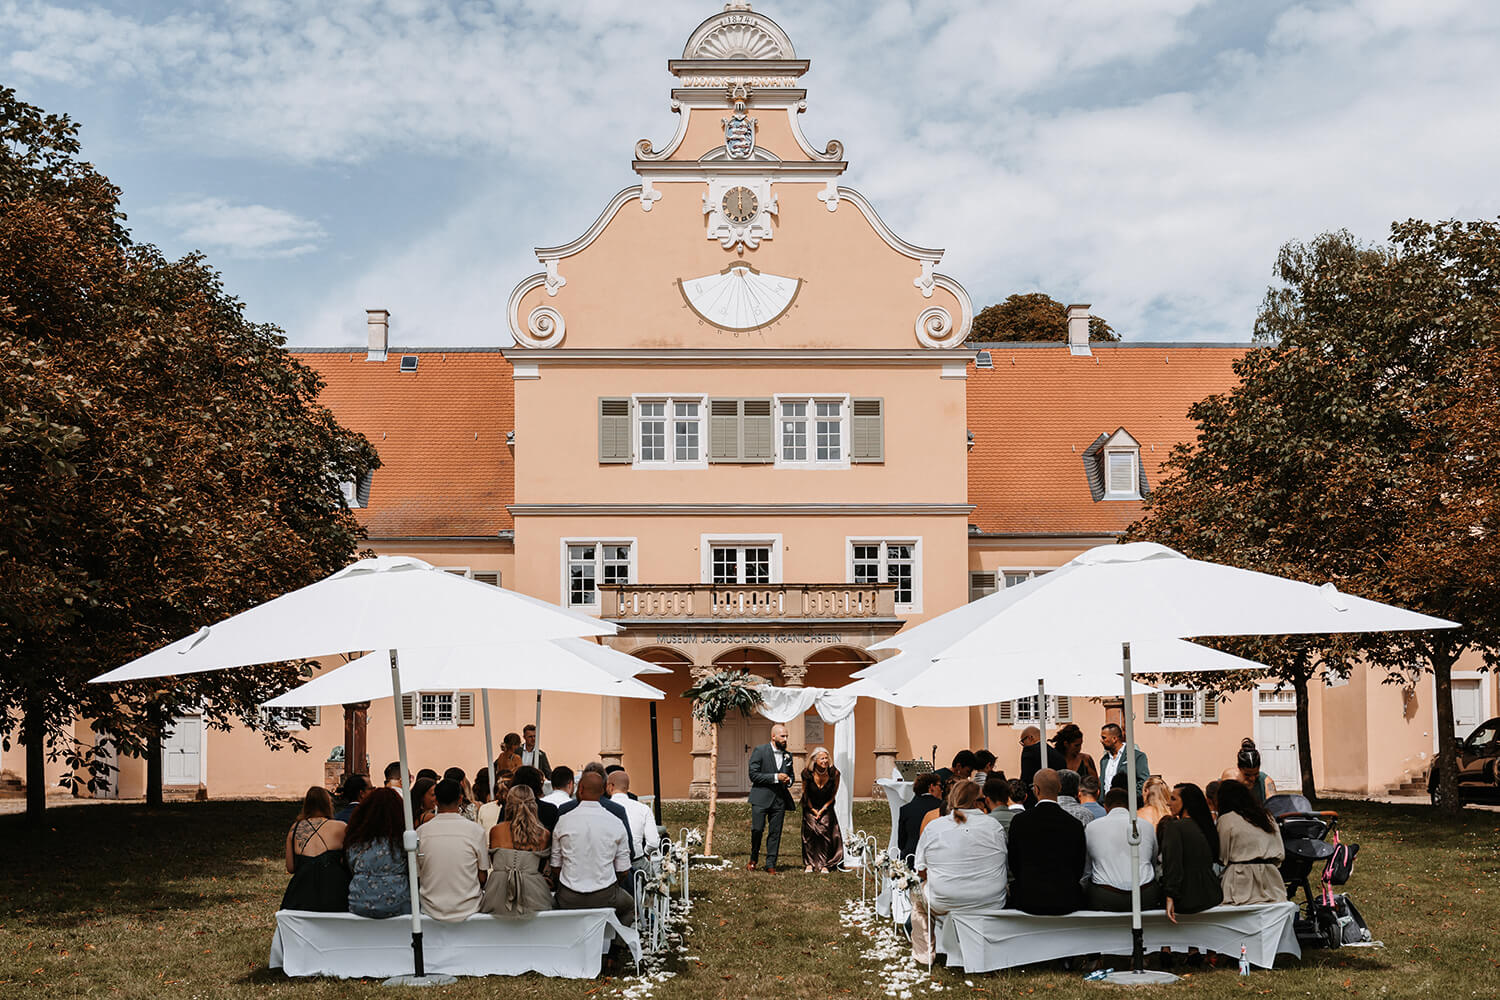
[1255,690,1298,790]
[714,712,772,796]
[163,715,203,786]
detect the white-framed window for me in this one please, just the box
[776,395,850,468]
[1002,568,1052,589]
[998,695,1072,726]
[420,692,456,728]
[701,535,782,584]
[1105,448,1139,499]
[562,539,636,609]
[1145,688,1218,726]
[848,538,921,612]
[633,395,706,468]
[260,706,320,732]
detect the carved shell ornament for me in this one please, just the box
[692,22,787,60]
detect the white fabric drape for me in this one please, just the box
[753,685,858,858]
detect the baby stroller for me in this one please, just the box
[1265,794,1366,948]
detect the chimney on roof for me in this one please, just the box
[1066,303,1092,357]
[366,309,390,362]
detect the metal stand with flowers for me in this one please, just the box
[682,669,764,856]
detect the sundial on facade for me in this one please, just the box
[677,262,802,330]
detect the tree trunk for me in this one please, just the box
[704,724,719,856]
[1430,646,1463,816]
[23,691,46,824]
[1292,667,1318,800]
[145,702,164,809]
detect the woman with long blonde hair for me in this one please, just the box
[1137,775,1172,826]
[479,784,555,917]
[799,747,845,873]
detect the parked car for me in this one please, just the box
[1429,717,1500,807]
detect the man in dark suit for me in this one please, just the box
[896,772,943,862]
[1018,726,1067,804]
[1007,768,1086,915]
[746,722,795,872]
[520,724,551,780]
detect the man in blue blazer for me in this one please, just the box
[746,722,795,873]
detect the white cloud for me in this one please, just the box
[151,197,326,259]
[4,1,1500,345]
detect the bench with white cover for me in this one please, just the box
[270,908,641,979]
[934,901,1299,973]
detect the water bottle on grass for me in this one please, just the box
[1239,945,1250,975]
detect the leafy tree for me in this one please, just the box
[967,292,1118,343]
[1130,223,1500,810]
[682,669,764,854]
[0,87,379,820]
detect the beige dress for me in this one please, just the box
[479,847,555,918]
[1217,812,1286,905]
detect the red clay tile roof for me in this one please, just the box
[966,344,1247,535]
[291,349,515,539]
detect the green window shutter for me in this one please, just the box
[709,399,741,462]
[598,398,631,463]
[456,692,475,726]
[400,694,417,726]
[995,701,1014,725]
[1144,693,1162,724]
[851,398,884,463]
[1200,692,1219,724]
[742,398,773,462]
[1054,696,1072,724]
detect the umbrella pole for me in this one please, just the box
[387,649,426,979]
[535,690,542,765]
[1037,679,1047,779]
[1122,641,1144,975]
[482,690,495,801]
[982,705,989,751]
[650,701,663,825]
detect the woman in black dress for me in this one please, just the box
[280,786,350,912]
[800,747,844,873]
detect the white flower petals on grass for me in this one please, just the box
[840,896,933,998]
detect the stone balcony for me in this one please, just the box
[597,582,898,622]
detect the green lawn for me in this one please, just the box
[1,797,1496,999]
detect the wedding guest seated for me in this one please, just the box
[950,750,979,781]
[551,771,634,924]
[608,770,655,861]
[474,770,500,829]
[408,776,437,828]
[1006,779,1029,812]
[1159,783,1222,921]
[417,778,490,921]
[1056,769,1095,827]
[1052,723,1099,783]
[443,767,477,822]
[910,782,1007,964]
[1215,779,1286,904]
[333,774,369,823]
[416,768,440,782]
[383,761,404,793]
[1204,781,1221,820]
[281,786,349,912]
[543,765,576,806]
[981,775,1015,834]
[559,762,632,857]
[973,749,997,778]
[1006,769,1085,915]
[897,772,942,863]
[1221,738,1277,805]
[1084,788,1164,911]
[1079,775,1107,819]
[480,784,555,917]
[505,766,559,832]
[1138,775,1172,826]
[345,788,411,918]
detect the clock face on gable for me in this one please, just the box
[677,262,801,332]
[720,186,759,225]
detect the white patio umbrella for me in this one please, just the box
[264,639,667,799]
[90,556,618,985]
[866,542,1457,985]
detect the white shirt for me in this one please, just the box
[1101,748,1124,792]
[475,801,502,830]
[542,788,573,807]
[416,812,490,921]
[1085,806,1158,891]
[616,794,656,858]
[550,800,630,894]
[521,748,544,768]
[772,746,790,771]
[913,809,1008,913]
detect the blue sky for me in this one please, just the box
[4,0,1498,346]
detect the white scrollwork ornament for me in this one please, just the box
[914,306,958,348]
[518,305,565,348]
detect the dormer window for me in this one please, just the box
[1082,428,1148,502]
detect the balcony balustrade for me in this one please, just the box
[597,582,897,621]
